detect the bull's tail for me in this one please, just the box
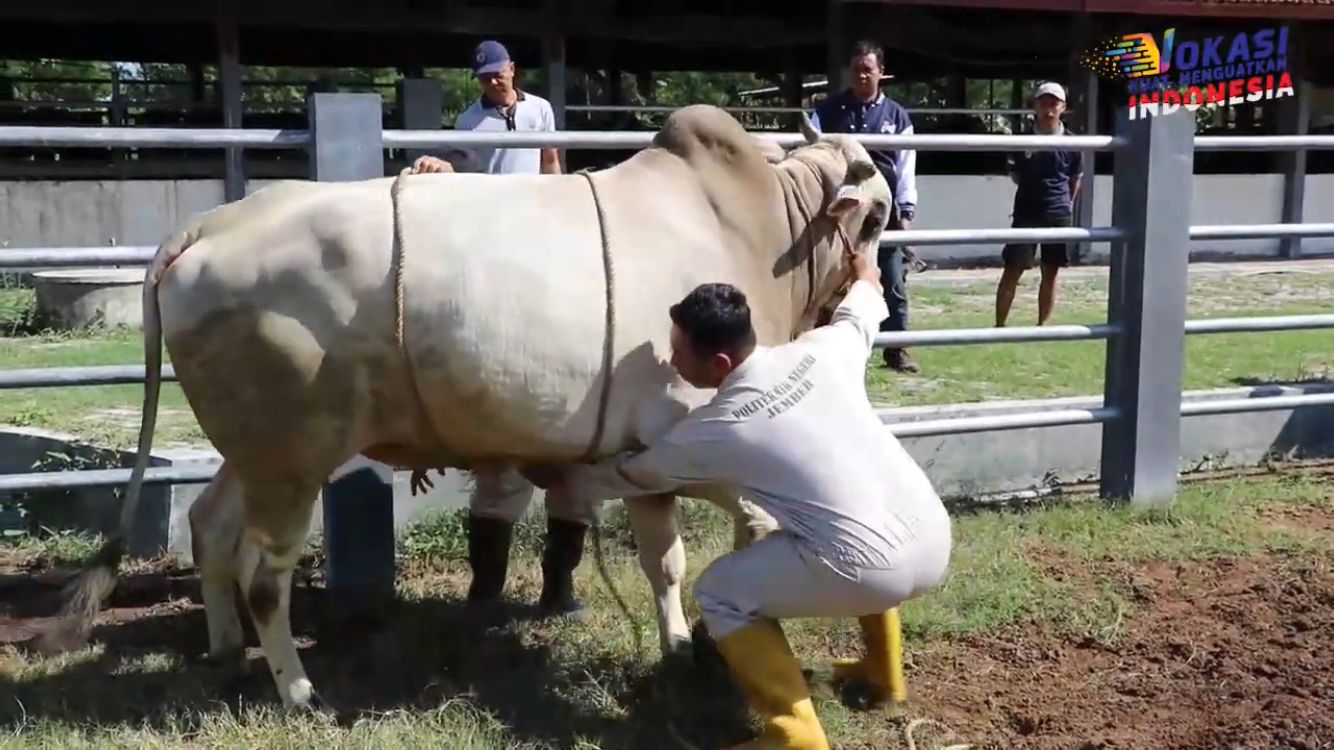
[44,230,193,646]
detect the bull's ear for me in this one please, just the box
[800,113,821,144]
[848,158,877,183]
[826,184,861,218]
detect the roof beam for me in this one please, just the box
[0,2,822,46]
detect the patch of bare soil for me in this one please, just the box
[910,551,1334,750]
[2,509,1332,749]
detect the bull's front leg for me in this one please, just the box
[624,493,692,658]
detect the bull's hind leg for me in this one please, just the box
[683,484,780,552]
[625,493,692,657]
[187,461,246,669]
[235,475,323,711]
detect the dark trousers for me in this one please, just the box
[877,243,909,334]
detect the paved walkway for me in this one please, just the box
[912,257,1334,286]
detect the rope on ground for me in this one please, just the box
[589,522,644,659]
[904,716,974,750]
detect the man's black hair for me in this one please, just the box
[669,283,757,356]
[850,40,885,70]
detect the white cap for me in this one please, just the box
[1034,81,1066,102]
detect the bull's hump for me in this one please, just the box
[653,105,759,162]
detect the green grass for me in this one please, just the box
[0,323,203,448]
[3,472,1330,748]
[866,273,1334,405]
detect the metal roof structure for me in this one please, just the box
[2,0,1326,77]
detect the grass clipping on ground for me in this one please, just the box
[2,471,1330,748]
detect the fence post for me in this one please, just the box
[1098,106,1197,505]
[306,92,396,613]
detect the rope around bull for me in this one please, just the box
[389,166,644,659]
[573,167,649,666]
[576,168,715,750]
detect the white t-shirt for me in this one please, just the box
[565,280,951,571]
[453,90,555,174]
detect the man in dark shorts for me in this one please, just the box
[995,81,1084,327]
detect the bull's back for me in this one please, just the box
[394,164,786,460]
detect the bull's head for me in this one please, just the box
[782,114,894,332]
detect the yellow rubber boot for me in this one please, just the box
[715,619,831,750]
[830,608,906,706]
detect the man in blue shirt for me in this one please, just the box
[810,40,921,374]
[995,81,1084,327]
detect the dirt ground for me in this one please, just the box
[907,496,1334,750]
[912,553,1333,750]
[3,527,1331,750]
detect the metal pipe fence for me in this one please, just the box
[0,126,309,149]
[2,98,1334,522]
[9,223,1334,273]
[565,105,1036,117]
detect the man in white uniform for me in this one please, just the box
[526,249,953,749]
[410,40,585,621]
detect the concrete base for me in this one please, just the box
[0,426,211,558]
[881,381,1334,499]
[31,269,144,330]
[5,382,1333,564]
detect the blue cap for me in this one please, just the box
[472,40,511,75]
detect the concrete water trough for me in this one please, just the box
[31,268,144,330]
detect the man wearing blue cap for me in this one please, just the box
[412,39,562,176]
[410,40,578,621]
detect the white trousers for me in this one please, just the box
[468,466,598,525]
[692,523,952,639]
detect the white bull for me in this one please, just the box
[50,105,894,712]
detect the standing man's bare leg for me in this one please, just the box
[1038,262,1060,325]
[995,265,1025,327]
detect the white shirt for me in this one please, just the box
[453,90,555,174]
[565,280,950,571]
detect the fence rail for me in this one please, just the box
[2,98,1334,579]
[0,126,310,149]
[11,222,1334,273]
[0,123,1122,152]
[6,389,1333,494]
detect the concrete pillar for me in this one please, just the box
[1278,29,1310,259]
[216,14,244,202]
[784,49,804,129]
[189,64,206,105]
[1278,77,1310,259]
[1069,12,1098,265]
[635,71,655,102]
[1098,108,1197,506]
[542,32,567,171]
[825,0,846,98]
[396,77,443,165]
[306,92,395,613]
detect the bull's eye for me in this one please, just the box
[859,203,888,244]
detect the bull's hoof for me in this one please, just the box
[289,689,341,724]
[535,596,588,622]
[664,634,693,660]
[463,598,515,628]
[689,620,727,677]
[838,678,891,712]
[197,645,250,680]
